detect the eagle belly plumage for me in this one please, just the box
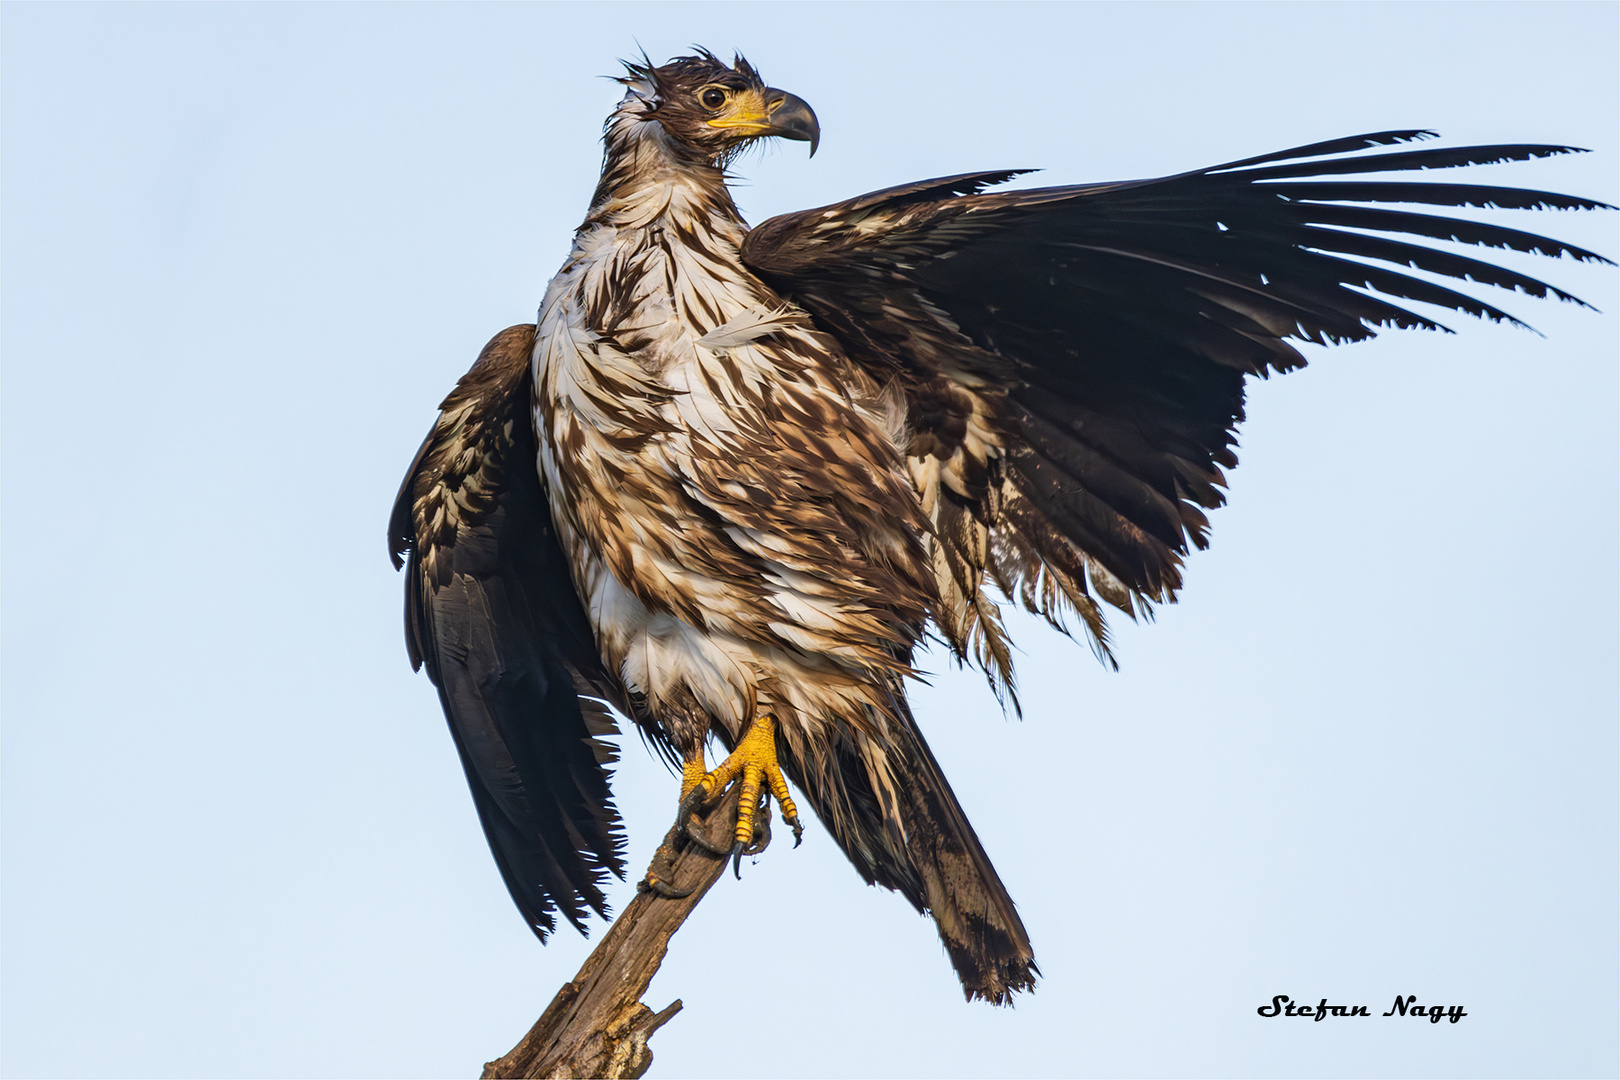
[390,50,1610,1007]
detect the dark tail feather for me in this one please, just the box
[783,701,1038,1004]
[890,714,1039,1003]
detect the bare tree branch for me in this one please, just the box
[482,787,744,1080]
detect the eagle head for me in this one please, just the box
[620,50,820,161]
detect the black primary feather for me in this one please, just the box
[743,132,1611,689]
[389,325,631,939]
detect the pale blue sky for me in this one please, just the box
[2,3,1616,1077]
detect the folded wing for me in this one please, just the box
[388,325,630,938]
[742,131,1612,703]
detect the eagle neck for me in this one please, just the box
[587,107,743,232]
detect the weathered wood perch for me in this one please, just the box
[482,787,744,1080]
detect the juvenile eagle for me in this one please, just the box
[389,51,1610,1004]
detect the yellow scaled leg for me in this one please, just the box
[679,752,708,802]
[639,716,804,898]
[683,714,803,874]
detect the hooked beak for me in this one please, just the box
[762,89,820,157]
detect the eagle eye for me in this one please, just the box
[699,87,727,110]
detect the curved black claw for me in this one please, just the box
[674,786,732,856]
[639,826,697,898]
[789,814,804,848]
[640,873,695,899]
[730,810,774,878]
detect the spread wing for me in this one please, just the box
[741,131,1613,703]
[388,324,631,939]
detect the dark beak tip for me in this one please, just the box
[765,87,820,159]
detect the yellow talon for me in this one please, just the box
[681,714,804,877]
